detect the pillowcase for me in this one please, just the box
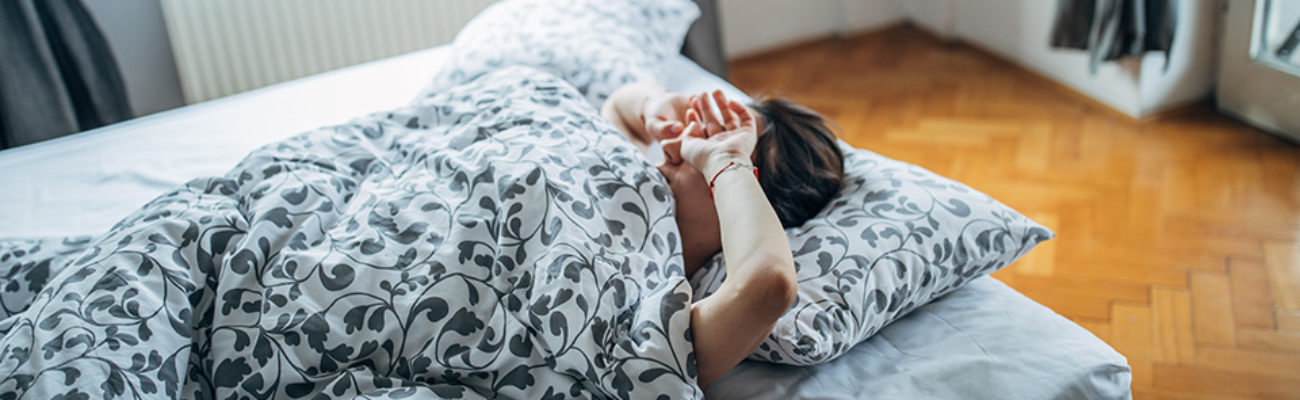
[689,143,1054,366]
[416,0,699,108]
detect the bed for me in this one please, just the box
[0,38,1131,398]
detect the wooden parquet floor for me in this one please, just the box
[728,25,1300,399]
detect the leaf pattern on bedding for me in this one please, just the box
[0,236,93,321]
[0,67,700,399]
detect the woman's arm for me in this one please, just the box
[678,91,798,389]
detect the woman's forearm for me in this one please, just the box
[704,155,797,300]
[690,155,797,388]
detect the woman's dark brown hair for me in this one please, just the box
[750,98,845,228]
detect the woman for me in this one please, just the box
[602,86,845,388]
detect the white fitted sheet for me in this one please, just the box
[0,48,1129,399]
[708,276,1132,399]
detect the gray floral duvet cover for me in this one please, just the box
[0,67,700,399]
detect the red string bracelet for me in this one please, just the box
[708,160,758,195]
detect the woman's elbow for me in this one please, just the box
[739,260,798,317]
[770,263,799,312]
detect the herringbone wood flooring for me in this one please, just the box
[728,25,1300,399]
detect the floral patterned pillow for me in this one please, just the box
[689,144,1055,366]
[416,0,699,108]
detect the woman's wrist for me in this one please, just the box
[701,153,753,181]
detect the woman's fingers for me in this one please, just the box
[711,90,732,128]
[722,102,741,131]
[698,93,725,136]
[691,94,706,120]
[683,120,705,139]
[710,90,751,131]
[727,100,753,128]
[678,91,754,139]
[711,90,728,118]
[660,136,683,164]
[650,119,684,140]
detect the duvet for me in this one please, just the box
[0,67,701,399]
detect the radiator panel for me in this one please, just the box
[159,0,494,103]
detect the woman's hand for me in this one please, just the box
[675,90,757,177]
[641,92,689,142]
[602,83,689,148]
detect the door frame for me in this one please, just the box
[1217,0,1300,142]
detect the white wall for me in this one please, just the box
[928,0,1216,117]
[1138,0,1219,114]
[83,0,185,117]
[842,0,906,33]
[902,0,955,38]
[719,0,904,58]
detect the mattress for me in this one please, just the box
[0,48,1130,399]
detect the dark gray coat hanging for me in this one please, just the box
[1050,0,1178,73]
[0,0,131,149]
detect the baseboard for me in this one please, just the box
[899,20,957,44]
[1138,99,1214,123]
[726,21,907,65]
[835,21,910,41]
[725,34,832,64]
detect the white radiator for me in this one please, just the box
[158,0,495,104]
